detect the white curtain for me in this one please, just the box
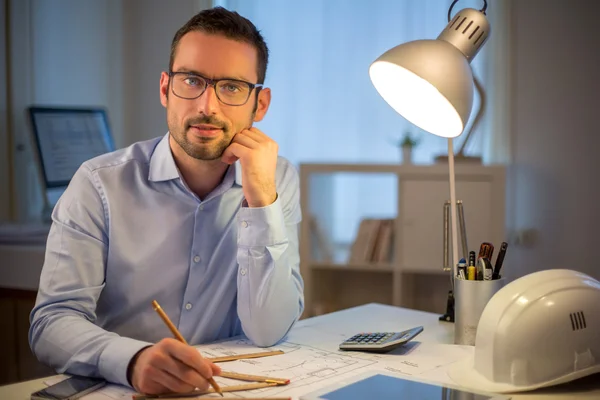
[220,0,501,245]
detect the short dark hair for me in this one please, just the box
[169,6,269,84]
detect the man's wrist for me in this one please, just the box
[245,193,278,208]
[126,345,151,387]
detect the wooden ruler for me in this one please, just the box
[136,397,291,400]
[207,350,284,363]
[210,381,280,392]
[219,370,290,385]
[135,396,290,400]
[134,382,281,398]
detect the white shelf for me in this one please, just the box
[299,162,506,317]
[310,262,394,273]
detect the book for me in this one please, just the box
[348,218,381,263]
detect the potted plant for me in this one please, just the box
[395,131,420,164]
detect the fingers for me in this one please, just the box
[211,362,222,376]
[151,367,196,394]
[132,339,216,395]
[152,349,210,391]
[222,129,274,160]
[133,351,195,394]
[163,339,214,380]
[240,127,268,142]
[221,142,247,164]
[232,132,260,149]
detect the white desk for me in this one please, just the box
[0,303,598,399]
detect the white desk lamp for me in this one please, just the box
[369,0,491,282]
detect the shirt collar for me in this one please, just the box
[148,133,179,182]
[149,132,243,187]
[220,159,243,188]
[234,160,243,186]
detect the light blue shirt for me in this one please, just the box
[29,133,304,387]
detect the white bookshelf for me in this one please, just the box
[299,162,506,318]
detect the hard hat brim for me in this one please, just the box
[448,353,600,393]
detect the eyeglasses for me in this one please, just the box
[168,71,262,106]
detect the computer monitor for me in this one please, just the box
[28,106,116,212]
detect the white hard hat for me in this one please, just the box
[449,269,600,393]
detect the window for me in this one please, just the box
[221,0,492,164]
[220,0,500,245]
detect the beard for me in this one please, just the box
[169,114,234,161]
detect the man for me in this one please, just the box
[29,6,304,395]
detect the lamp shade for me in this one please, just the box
[369,7,490,138]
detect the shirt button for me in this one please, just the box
[199,204,204,211]
[185,303,192,310]
[241,221,249,228]
[193,256,200,263]
[240,268,247,276]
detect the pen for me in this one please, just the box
[152,300,223,397]
[467,251,476,280]
[493,242,508,279]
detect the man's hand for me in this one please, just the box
[130,338,221,395]
[221,127,278,208]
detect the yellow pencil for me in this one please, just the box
[132,382,280,399]
[152,300,223,397]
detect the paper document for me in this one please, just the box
[193,337,471,399]
[42,326,473,399]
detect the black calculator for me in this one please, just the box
[338,326,424,353]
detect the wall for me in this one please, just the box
[0,0,10,221]
[121,0,207,146]
[507,0,600,280]
[9,0,124,221]
[6,0,211,222]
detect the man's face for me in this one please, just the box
[160,31,270,161]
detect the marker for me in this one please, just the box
[478,242,495,263]
[493,242,508,279]
[476,257,485,280]
[481,257,493,280]
[467,251,476,280]
[457,258,467,280]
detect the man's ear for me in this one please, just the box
[253,87,271,122]
[160,72,170,108]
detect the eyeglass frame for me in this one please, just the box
[168,71,263,106]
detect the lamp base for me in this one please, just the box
[439,289,455,323]
[435,154,482,164]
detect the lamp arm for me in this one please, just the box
[448,139,460,284]
[457,75,486,156]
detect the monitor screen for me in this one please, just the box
[28,106,115,189]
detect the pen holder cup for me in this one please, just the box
[454,277,506,346]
